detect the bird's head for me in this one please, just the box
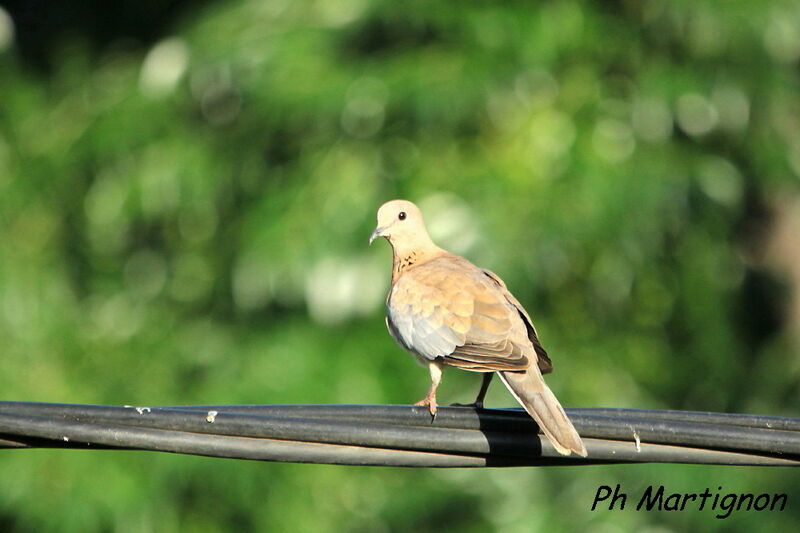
[369,199,432,250]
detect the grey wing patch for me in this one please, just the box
[385,315,411,352]
[386,288,462,360]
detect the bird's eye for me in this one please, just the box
[398,212,407,221]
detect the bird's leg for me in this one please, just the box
[414,361,443,417]
[452,372,494,409]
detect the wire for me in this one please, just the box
[0,402,798,467]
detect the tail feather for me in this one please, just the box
[498,369,587,457]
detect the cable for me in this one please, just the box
[0,402,798,467]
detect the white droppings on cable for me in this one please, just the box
[124,405,152,415]
[632,426,641,453]
[206,411,218,423]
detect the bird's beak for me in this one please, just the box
[369,225,387,245]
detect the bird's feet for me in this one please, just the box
[414,394,438,418]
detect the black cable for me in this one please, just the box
[569,408,800,431]
[4,403,800,457]
[1,412,796,467]
[0,402,798,467]
[0,412,506,467]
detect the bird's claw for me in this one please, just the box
[414,396,438,419]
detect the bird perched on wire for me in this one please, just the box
[369,199,586,457]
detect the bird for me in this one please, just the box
[369,199,587,457]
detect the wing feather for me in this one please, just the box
[386,255,535,372]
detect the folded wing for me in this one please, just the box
[386,255,532,372]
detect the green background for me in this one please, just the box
[1,0,799,530]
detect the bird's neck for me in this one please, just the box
[390,240,443,283]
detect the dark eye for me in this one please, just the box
[398,212,407,220]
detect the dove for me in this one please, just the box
[369,199,587,457]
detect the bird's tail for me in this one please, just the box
[498,368,587,457]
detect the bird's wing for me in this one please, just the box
[481,268,552,374]
[386,255,530,371]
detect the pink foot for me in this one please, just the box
[414,395,438,417]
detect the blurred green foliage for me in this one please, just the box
[1,0,800,531]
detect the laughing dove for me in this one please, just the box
[370,199,587,457]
